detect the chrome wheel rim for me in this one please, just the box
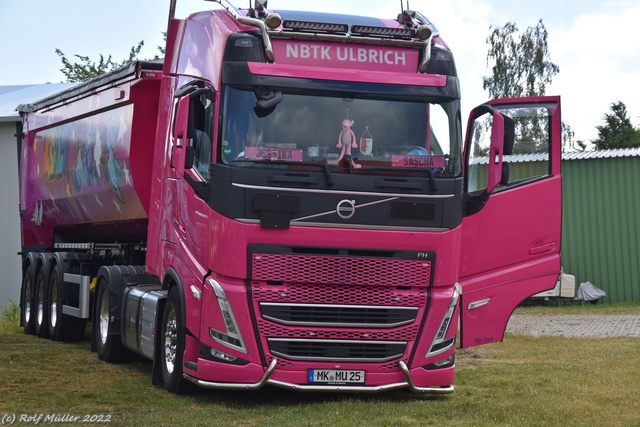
[99,288,109,345]
[24,276,32,324]
[164,310,177,374]
[49,279,58,328]
[36,278,44,326]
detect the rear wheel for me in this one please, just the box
[161,286,191,394]
[47,265,86,341]
[94,279,133,363]
[34,267,49,338]
[20,266,36,335]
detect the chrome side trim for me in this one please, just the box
[183,357,278,390]
[425,337,456,358]
[236,219,449,232]
[467,298,490,310]
[262,317,414,329]
[269,351,403,363]
[295,197,397,222]
[231,182,454,199]
[262,303,418,310]
[62,274,91,319]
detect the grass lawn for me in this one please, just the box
[1,301,639,426]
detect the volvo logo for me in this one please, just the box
[336,199,356,219]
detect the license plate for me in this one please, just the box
[308,369,365,385]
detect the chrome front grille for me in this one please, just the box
[260,303,418,328]
[268,339,406,362]
[250,249,431,366]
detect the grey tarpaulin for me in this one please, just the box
[575,281,606,301]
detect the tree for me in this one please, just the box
[483,20,558,99]
[55,41,145,83]
[593,101,640,150]
[482,20,576,151]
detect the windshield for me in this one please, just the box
[220,86,462,177]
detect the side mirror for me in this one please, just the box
[171,144,186,174]
[503,115,515,156]
[173,95,192,140]
[500,162,510,186]
[486,110,505,194]
[184,145,195,170]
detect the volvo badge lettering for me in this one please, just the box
[336,199,356,219]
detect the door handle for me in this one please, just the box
[529,242,555,255]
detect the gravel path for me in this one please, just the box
[505,314,640,338]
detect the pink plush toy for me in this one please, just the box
[336,119,361,168]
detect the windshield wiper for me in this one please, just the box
[234,159,334,187]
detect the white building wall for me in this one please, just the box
[0,84,75,310]
[0,121,22,308]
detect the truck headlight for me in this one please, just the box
[426,283,460,357]
[208,279,247,354]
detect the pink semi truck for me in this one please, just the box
[17,0,562,394]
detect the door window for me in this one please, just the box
[467,104,552,194]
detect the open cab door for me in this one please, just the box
[459,96,562,348]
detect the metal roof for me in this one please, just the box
[0,83,76,122]
[562,147,640,160]
[487,148,640,164]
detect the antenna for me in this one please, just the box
[167,0,177,34]
[400,0,403,13]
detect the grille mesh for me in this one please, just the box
[252,253,431,287]
[253,283,427,306]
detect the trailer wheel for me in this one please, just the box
[95,279,133,363]
[47,265,86,342]
[20,266,36,335]
[161,286,191,394]
[34,267,50,338]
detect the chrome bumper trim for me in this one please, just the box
[184,358,454,394]
[183,357,277,390]
[267,379,409,393]
[399,360,454,394]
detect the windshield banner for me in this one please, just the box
[272,41,419,73]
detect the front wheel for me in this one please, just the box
[161,287,191,394]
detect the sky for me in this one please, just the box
[1,0,639,147]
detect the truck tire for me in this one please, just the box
[94,278,134,363]
[161,286,191,394]
[47,265,86,342]
[34,266,50,338]
[20,264,36,335]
